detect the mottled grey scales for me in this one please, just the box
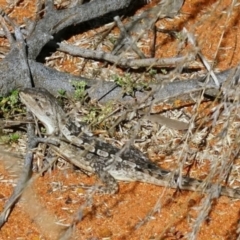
[19,88,240,198]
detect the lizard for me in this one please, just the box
[19,87,240,198]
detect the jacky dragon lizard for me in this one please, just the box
[19,88,240,197]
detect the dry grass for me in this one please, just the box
[1,0,240,239]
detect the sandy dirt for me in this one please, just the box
[0,0,240,239]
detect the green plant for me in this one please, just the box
[0,132,20,144]
[83,102,114,127]
[148,68,157,76]
[108,36,117,44]
[113,74,149,96]
[0,89,23,118]
[160,68,167,75]
[56,89,68,105]
[71,81,87,101]
[57,89,66,98]
[83,107,98,124]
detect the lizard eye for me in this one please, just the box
[46,112,51,117]
[35,98,42,106]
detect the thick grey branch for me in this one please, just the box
[0,44,237,105]
[27,0,132,58]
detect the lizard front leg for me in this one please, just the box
[61,125,84,146]
[54,140,119,194]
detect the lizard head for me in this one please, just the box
[19,88,66,135]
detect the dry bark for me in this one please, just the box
[0,0,237,105]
